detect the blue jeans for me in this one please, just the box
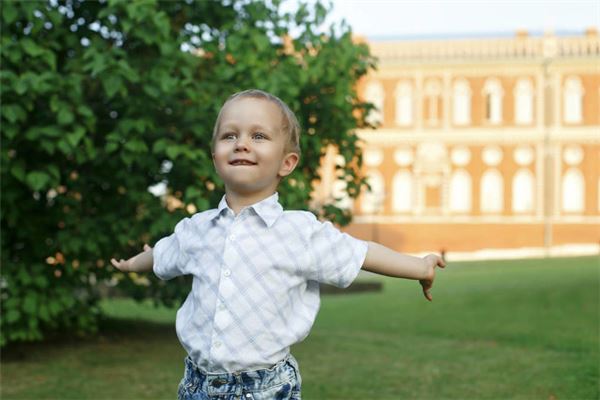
[177,355,302,400]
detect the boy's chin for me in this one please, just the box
[225,182,274,196]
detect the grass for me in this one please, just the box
[2,256,598,399]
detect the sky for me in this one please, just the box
[320,0,600,39]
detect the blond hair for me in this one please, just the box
[211,89,301,156]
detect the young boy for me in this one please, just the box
[111,89,446,400]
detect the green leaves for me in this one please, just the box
[1,0,374,346]
[25,171,51,191]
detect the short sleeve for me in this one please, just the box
[307,216,368,288]
[153,217,192,280]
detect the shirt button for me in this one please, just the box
[214,341,221,348]
[223,269,231,277]
[218,303,225,311]
[228,234,236,241]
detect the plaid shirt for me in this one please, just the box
[153,193,368,373]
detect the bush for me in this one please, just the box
[0,0,375,345]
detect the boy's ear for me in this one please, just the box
[278,152,299,178]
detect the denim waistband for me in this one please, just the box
[183,354,299,396]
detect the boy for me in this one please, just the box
[111,89,445,400]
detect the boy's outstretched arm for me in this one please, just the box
[362,242,446,301]
[111,244,154,272]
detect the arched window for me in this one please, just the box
[392,170,413,212]
[365,81,385,125]
[395,81,413,126]
[563,76,583,124]
[362,170,385,214]
[562,168,584,212]
[514,78,533,125]
[480,169,503,213]
[331,155,352,210]
[483,78,503,124]
[452,79,471,125]
[449,169,472,212]
[332,179,352,210]
[512,169,535,213]
[424,80,441,126]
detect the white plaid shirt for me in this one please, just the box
[153,192,368,373]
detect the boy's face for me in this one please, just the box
[212,97,298,197]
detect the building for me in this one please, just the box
[320,30,600,260]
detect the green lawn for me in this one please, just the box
[2,256,599,399]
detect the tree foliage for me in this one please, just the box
[0,0,376,345]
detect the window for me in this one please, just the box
[452,79,471,125]
[561,168,584,213]
[424,80,441,126]
[480,169,503,213]
[395,81,413,126]
[563,76,583,124]
[483,78,503,124]
[332,179,352,210]
[392,171,413,212]
[514,78,533,125]
[330,155,352,210]
[512,169,535,213]
[365,82,385,125]
[362,170,385,214]
[449,169,472,212]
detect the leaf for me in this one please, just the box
[10,164,26,182]
[33,275,49,289]
[1,104,26,123]
[105,142,119,153]
[165,145,181,159]
[21,38,45,57]
[57,108,74,125]
[102,74,123,98]
[5,309,20,323]
[143,84,160,98]
[124,138,149,153]
[39,303,50,321]
[2,3,17,25]
[23,294,38,315]
[66,126,86,147]
[77,105,94,118]
[14,78,28,95]
[152,138,168,154]
[25,171,50,191]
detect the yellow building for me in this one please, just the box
[321,30,600,260]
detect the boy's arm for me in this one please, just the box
[362,241,446,301]
[111,244,154,273]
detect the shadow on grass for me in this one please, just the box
[2,317,176,363]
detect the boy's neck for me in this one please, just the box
[224,189,276,214]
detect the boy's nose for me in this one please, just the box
[234,137,250,152]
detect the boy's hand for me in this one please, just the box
[110,244,153,272]
[419,254,446,302]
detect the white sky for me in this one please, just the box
[322,0,600,39]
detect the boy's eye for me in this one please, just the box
[253,132,267,140]
[221,133,236,140]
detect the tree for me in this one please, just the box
[0,0,376,345]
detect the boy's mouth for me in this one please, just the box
[229,159,257,166]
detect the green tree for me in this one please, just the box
[0,0,375,345]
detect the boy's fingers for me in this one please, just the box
[420,280,433,301]
[423,288,432,301]
[143,244,151,251]
[110,258,127,271]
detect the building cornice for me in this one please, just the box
[369,34,600,63]
[356,127,600,145]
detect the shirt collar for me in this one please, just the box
[215,192,283,227]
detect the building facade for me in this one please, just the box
[320,30,600,260]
